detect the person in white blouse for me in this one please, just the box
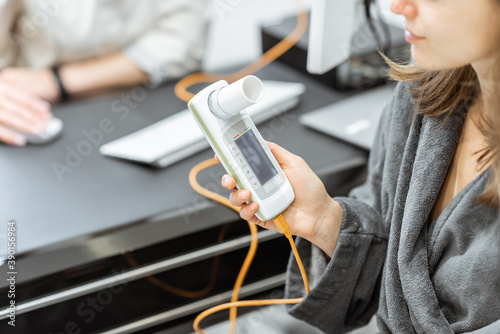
[0,0,209,146]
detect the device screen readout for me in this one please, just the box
[235,130,278,185]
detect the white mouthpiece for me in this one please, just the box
[210,75,264,119]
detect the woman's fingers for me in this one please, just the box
[266,141,301,168]
[221,173,251,206]
[0,109,42,135]
[0,124,27,146]
[221,174,235,189]
[0,83,50,118]
[0,97,48,134]
[217,142,299,228]
[220,173,259,221]
[0,84,52,138]
[239,203,280,234]
[229,189,252,206]
[218,171,260,222]
[239,201,259,221]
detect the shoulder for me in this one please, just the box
[384,81,415,124]
[378,81,417,146]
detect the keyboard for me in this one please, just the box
[100,80,306,168]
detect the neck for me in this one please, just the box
[471,60,500,118]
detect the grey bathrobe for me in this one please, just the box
[285,82,500,333]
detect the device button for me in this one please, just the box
[236,155,247,166]
[248,176,261,189]
[263,181,274,194]
[273,174,283,187]
[242,166,254,178]
[230,144,240,156]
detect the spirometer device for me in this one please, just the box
[188,75,295,221]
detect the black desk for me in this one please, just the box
[0,62,367,332]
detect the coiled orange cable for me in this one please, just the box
[121,0,309,330]
[175,1,310,333]
[174,0,308,103]
[189,158,310,334]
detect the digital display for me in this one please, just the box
[235,130,278,185]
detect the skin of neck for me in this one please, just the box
[471,55,500,119]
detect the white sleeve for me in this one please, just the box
[0,0,20,69]
[124,0,210,86]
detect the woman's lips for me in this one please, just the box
[404,27,425,43]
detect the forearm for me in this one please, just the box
[59,52,148,98]
[286,228,387,333]
[285,198,388,333]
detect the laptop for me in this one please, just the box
[299,84,396,150]
[100,80,306,168]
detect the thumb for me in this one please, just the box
[266,141,299,168]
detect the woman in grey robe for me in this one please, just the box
[220,0,500,332]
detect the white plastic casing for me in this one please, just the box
[188,77,295,221]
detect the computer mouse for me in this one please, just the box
[26,117,63,144]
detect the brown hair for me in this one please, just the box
[381,53,500,207]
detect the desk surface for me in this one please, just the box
[0,62,367,284]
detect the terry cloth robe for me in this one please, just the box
[285,81,500,333]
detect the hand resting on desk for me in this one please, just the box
[0,82,53,146]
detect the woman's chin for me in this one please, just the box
[411,48,469,71]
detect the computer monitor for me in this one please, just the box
[301,0,400,151]
[307,0,358,75]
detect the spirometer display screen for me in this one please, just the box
[235,130,278,185]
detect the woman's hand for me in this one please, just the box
[0,83,53,146]
[0,67,61,103]
[218,142,343,257]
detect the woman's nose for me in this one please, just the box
[390,0,418,19]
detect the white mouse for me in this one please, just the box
[26,117,63,144]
